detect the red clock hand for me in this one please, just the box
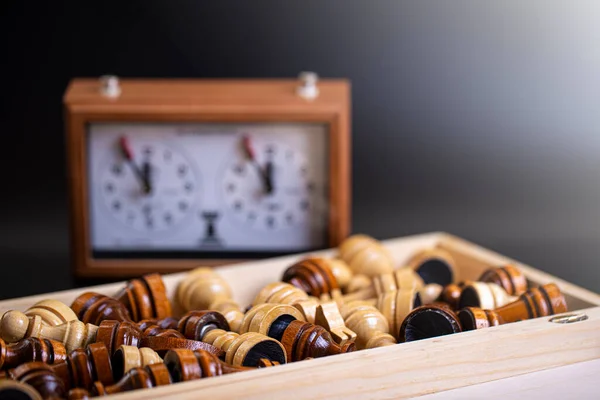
[241,135,273,194]
[118,136,152,194]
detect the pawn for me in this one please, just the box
[314,301,357,346]
[92,363,171,396]
[457,307,502,330]
[71,292,132,324]
[177,310,230,341]
[438,282,467,310]
[240,304,306,341]
[57,342,114,391]
[282,257,342,297]
[251,282,311,306]
[342,268,425,304]
[111,345,162,379]
[202,329,287,366]
[458,282,517,310]
[338,234,395,277]
[176,267,245,332]
[0,312,98,353]
[9,362,66,400]
[114,274,172,321]
[398,304,462,342]
[370,288,422,339]
[339,301,397,349]
[460,283,567,329]
[479,264,528,296]
[406,248,456,287]
[164,349,252,382]
[0,337,67,369]
[280,320,356,361]
[24,299,79,326]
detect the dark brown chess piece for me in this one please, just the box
[177,310,231,341]
[479,264,528,296]
[136,317,179,331]
[282,257,341,297]
[457,283,567,330]
[280,320,356,361]
[114,274,173,321]
[2,343,114,392]
[9,362,67,400]
[163,349,253,382]
[71,293,132,325]
[0,337,67,369]
[92,363,171,396]
[398,304,462,342]
[438,282,466,310]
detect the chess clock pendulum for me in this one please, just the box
[63,73,351,277]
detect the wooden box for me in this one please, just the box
[1,232,599,399]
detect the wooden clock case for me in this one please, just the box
[63,78,350,277]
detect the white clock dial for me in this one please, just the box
[222,137,315,231]
[99,137,199,233]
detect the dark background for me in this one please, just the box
[2,1,599,300]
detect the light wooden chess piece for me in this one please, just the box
[368,288,422,338]
[406,248,456,286]
[240,304,306,341]
[339,301,397,349]
[251,282,311,306]
[177,267,245,332]
[201,329,287,366]
[342,268,429,304]
[458,282,517,310]
[314,301,357,346]
[338,234,395,277]
[23,299,79,326]
[112,345,163,377]
[0,311,97,353]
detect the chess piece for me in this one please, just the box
[458,283,567,330]
[163,349,252,382]
[342,268,425,304]
[0,337,67,369]
[111,345,162,379]
[24,300,79,326]
[92,363,171,396]
[251,282,311,306]
[479,265,528,296]
[136,317,179,331]
[458,282,517,310]
[293,298,320,324]
[314,301,356,346]
[240,304,306,341]
[9,362,66,400]
[67,388,91,400]
[327,259,353,289]
[370,288,422,339]
[339,301,397,349]
[338,234,395,277]
[177,310,230,341]
[0,380,43,400]
[345,274,372,293]
[201,329,287,366]
[177,267,245,332]
[281,320,356,361]
[282,257,343,297]
[113,274,172,321]
[398,304,462,342]
[71,292,132,324]
[406,248,456,286]
[438,282,466,310]
[0,311,98,353]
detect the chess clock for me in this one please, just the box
[63,74,350,277]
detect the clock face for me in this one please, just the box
[87,123,329,256]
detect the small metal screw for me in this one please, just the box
[100,75,121,98]
[549,313,588,324]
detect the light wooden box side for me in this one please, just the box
[1,232,598,399]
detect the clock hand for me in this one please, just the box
[118,136,151,195]
[241,135,273,194]
[142,160,153,194]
